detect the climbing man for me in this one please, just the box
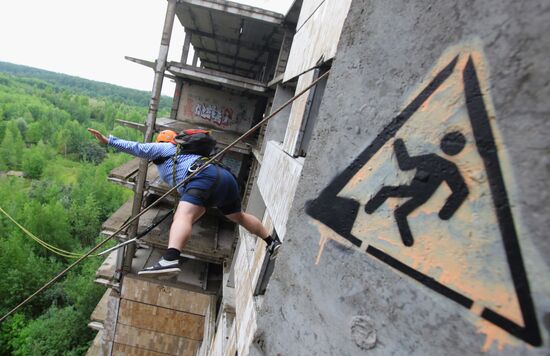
[87,128,281,276]
[364,132,469,247]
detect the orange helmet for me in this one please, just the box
[155,130,177,144]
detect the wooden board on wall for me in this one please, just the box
[282,70,315,155]
[283,0,352,81]
[91,288,113,323]
[257,141,304,239]
[114,323,200,355]
[117,299,205,341]
[100,292,121,355]
[112,342,168,356]
[96,251,117,281]
[86,330,103,356]
[121,276,212,316]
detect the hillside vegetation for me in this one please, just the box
[0,63,167,355]
[0,61,172,109]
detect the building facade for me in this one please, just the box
[88,0,549,355]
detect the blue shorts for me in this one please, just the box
[180,164,242,215]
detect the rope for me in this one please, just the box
[0,206,96,259]
[0,70,330,323]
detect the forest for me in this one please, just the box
[0,63,170,355]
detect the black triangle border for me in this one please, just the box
[305,55,542,346]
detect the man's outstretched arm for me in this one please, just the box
[87,128,173,160]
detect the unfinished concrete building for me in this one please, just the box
[88,0,550,355]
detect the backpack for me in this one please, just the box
[152,129,217,165]
[174,129,217,157]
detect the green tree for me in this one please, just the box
[69,195,101,246]
[10,306,91,356]
[78,141,106,164]
[22,201,75,256]
[15,117,27,138]
[0,121,25,170]
[22,141,49,179]
[0,234,61,317]
[0,313,26,355]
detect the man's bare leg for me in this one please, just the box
[138,201,205,276]
[224,211,269,239]
[168,201,206,250]
[225,211,282,259]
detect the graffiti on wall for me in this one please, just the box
[306,42,542,351]
[193,103,234,127]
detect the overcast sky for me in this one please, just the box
[0,0,293,97]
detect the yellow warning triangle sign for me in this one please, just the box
[306,45,541,347]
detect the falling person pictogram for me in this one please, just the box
[364,132,469,246]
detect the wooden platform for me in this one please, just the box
[130,247,206,291]
[101,199,133,239]
[101,199,236,264]
[107,158,159,192]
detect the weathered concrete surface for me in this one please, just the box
[176,82,258,133]
[254,0,550,355]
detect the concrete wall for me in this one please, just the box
[176,82,258,134]
[254,0,550,355]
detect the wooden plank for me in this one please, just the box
[101,199,133,238]
[96,251,117,281]
[108,160,157,191]
[109,158,141,180]
[112,342,168,356]
[121,276,211,316]
[282,70,315,155]
[91,288,113,323]
[86,330,103,356]
[117,299,205,340]
[88,321,104,331]
[200,297,217,356]
[101,292,121,355]
[141,213,235,262]
[296,0,325,29]
[257,141,303,239]
[225,320,237,356]
[167,63,267,94]
[101,200,173,240]
[136,248,207,290]
[114,323,200,356]
[283,0,352,81]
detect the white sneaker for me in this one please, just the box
[138,257,181,277]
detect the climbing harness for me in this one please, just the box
[0,69,330,323]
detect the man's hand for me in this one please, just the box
[87,128,108,145]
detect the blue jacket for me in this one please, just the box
[108,136,201,195]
